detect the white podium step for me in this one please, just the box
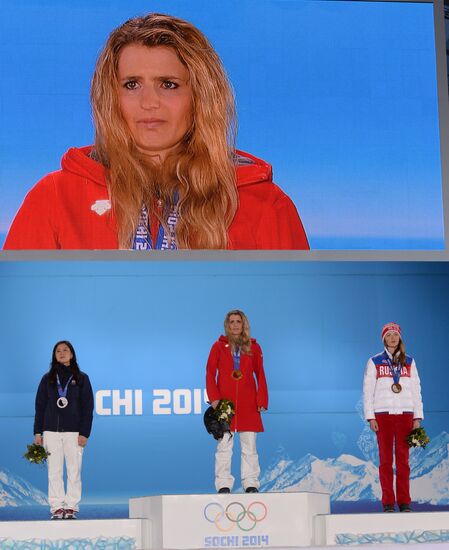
[1,499,448,548]
[0,518,146,549]
[129,491,330,549]
[314,511,449,545]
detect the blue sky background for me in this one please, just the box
[0,261,448,503]
[0,0,445,249]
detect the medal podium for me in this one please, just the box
[129,494,449,548]
[129,492,330,548]
[2,493,449,549]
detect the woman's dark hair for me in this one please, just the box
[48,340,81,384]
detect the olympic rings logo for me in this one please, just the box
[204,501,268,532]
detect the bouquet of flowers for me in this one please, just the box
[204,399,236,440]
[23,443,50,465]
[407,427,430,448]
[214,399,235,425]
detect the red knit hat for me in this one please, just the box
[381,322,401,341]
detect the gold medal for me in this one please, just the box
[231,370,243,380]
[391,383,402,393]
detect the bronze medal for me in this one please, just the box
[391,383,402,393]
[231,370,243,380]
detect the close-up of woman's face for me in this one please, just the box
[384,331,400,350]
[54,343,73,366]
[118,44,193,162]
[228,314,243,337]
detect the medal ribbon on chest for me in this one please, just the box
[56,374,73,408]
[385,354,402,393]
[132,199,178,250]
[231,347,243,380]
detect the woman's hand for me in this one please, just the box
[211,400,220,409]
[413,419,421,429]
[34,434,42,446]
[78,435,88,447]
[257,407,266,412]
[369,419,379,432]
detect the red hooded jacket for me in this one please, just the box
[206,336,268,432]
[4,147,309,250]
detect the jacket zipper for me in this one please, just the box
[234,353,239,432]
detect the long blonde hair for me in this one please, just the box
[91,13,238,249]
[224,310,252,354]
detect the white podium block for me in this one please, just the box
[314,511,449,546]
[0,519,146,549]
[130,491,330,549]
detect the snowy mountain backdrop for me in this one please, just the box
[1,432,448,507]
[0,469,47,507]
[260,432,449,504]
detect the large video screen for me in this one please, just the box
[0,0,445,250]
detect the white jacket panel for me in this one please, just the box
[363,349,424,420]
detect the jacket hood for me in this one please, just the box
[233,150,273,187]
[61,146,107,187]
[61,146,272,188]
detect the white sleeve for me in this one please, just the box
[363,358,377,420]
[410,359,424,419]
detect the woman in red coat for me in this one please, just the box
[4,13,309,251]
[206,310,268,493]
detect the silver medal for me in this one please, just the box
[57,397,69,409]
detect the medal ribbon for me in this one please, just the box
[232,348,241,371]
[132,199,178,250]
[384,353,401,385]
[56,374,73,399]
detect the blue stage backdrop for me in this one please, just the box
[0,261,448,519]
[0,0,445,250]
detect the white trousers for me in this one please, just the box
[43,431,84,512]
[215,431,260,491]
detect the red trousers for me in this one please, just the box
[375,412,413,505]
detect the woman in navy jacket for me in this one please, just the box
[34,341,94,520]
